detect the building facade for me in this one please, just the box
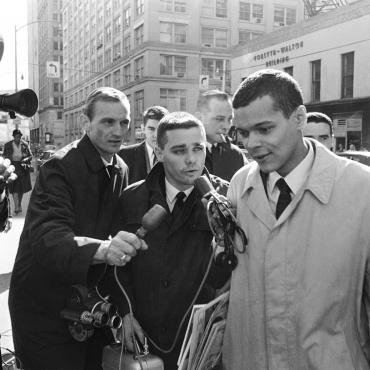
[62,0,304,144]
[27,0,64,151]
[232,0,370,151]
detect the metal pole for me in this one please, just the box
[15,25,18,92]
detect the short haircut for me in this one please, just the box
[233,69,304,118]
[307,112,333,136]
[83,87,130,121]
[143,106,169,126]
[157,111,205,149]
[196,90,231,112]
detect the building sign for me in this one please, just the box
[199,75,209,89]
[46,61,60,78]
[253,41,304,68]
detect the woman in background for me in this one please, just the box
[3,129,32,214]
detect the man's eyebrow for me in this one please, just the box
[170,144,187,150]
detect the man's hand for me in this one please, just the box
[116,314,145,352]
[3,218,12,233]
[93,231,148,266]
[0,157,17,193]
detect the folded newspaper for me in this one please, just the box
[177,291,229,370]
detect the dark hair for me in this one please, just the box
[196,90,231,112]
[12,129,22,137]
[83,87,130,121]
[306,112,333,136]
[233,69,304,118]
[143,106,169,126]
[157,111,205,149]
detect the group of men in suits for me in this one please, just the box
[120,90,246,185]
[8,87,235,370]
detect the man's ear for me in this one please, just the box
[294,105,307,130]
[80,113,90,134]
[155,146,163,162]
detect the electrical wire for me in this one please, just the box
[113,246,215,355]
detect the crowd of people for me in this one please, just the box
[1,68,370,370]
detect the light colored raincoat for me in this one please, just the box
[222,141,370,370]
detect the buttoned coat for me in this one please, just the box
[8,134,128,370]
[222,140,370,370]
[112,163,230,369]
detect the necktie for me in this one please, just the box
[171,192,186,220]
[275,178,292,219]
[106,164,122,197]
[152,152,158,167]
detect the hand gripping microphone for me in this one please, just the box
[195,176,247,271]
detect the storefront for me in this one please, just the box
[232,0,370,150]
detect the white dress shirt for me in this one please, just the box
[165,178,193,212]
[267,142,314,215]
[146,142,156,169]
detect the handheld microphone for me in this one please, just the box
[136,204,168,239]
[195,175,247,271]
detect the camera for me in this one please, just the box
[60,285,122,342]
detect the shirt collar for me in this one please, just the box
[267,141,314,195]
[146,141,154,158]
[165,177,193,206]
[101,156,114,167]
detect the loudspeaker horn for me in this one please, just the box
[0,89,39,118]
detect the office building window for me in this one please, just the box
[201,27,227,48]
[104,48,111,66]
[284,66,293,76]
[114,16,121,36]
[134,56,144,80]
[105,23,112,43]
[160,55,187,76]
[341,52,354,98]
[239,2,263,23]
[134,24,144,47]
[97,55,103,71]
[160,88,187,111]
[238,29,263,44]
[310,60,321,102]
[113,42,121,60]
[97,32,103,49]
[104,74,111,86]
[274,6,296,26]
[124,7,131,27]
[124,34,131,54]
[113,69,121,87]
[160,0,186,12]
[160,22,187,43]
[202,0,227,18]
[134,90,144,119]
[123,64,131,84]
[135,0,144,16]
[201,58,230,81]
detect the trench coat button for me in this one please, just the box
[162,280,169,288]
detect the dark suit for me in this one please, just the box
[8,135,128,370]
[118,141,151,184]
[205,136,245,181]
[111,164,230,369]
